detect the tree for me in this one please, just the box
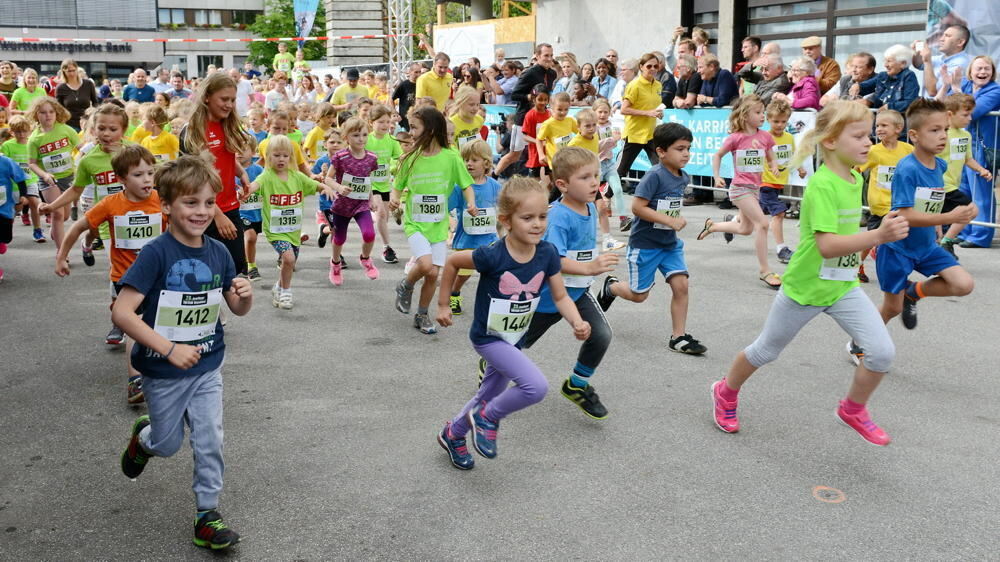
[248,0,326,70]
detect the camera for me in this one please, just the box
[489,112,509,136]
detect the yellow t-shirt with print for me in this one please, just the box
[450,114,485,149]
[762,131,795,185]
[130,125,151,144]
[858,141,913,216]
[938,127,972,192]
[536,116,579,162]
[140,132,180,163]
[567,133,599,154]
[303,125,328,162]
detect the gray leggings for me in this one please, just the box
[744,287,894,373]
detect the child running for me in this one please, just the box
[856,109,911,283]
[237,138,264,281]
[710,100,909,446]
[241,135,337,308]
[568,108,625,252]
[597,123,707,355]
[874,98,976,333]
[447,139,502,315]
[390,106,478,334]
[302,102,335,163]
[449,85,485,149]
[365,104,403,264]
[113,155,253,551]
[696,94,781,289]
[593,99,630,231]
[434,176,591,469]
[0,149,28,283]
[937,93,993,256]
[521,85,551,181]
[312,128,343,247]
[323,117,381,285]
[2,116,44,242]
[138,104,179,163]
[758,99,806,264]
[27,97,79,255]
[54,145,164,404]
[536,91,579,195]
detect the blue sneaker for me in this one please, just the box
[437,422,474,470]
[467,405,499,459]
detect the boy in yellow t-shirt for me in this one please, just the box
[302,103,336,163]
[535,92,579,169]
[937,93,993,255]
[567,108,625,251]
[139,105,179,162]
[857,109,911,282]
[759,100,806,264]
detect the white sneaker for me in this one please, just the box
[602,236,626,252]
[271,284,281,307]
[278,291,293,310]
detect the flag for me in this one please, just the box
[294,0,321,48]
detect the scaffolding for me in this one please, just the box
[386,0,413,83]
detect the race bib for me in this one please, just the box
[269,207,303,233]
[276,60,291,72]
[597,126,619,141]
[915,186,944,215]
[462,207,497,236]
[113,212,162,250]
[457,134,478,148]
[153,288,222,343]
[734,149,764,173]
[563,248,597,288]
[949,137,969,161]
[25,181,39,197]
[42,151,72,174]
[875,166,895,192]
[240,192,262,211]
[486,297,538,345]
[653,197,682,230]
[555,134,574,148]
[96,182,124,199]
[343,173,372,200]
[773,144,792,167]
[411,194,444,223]
[819,252,861,281]
[371,164,388,180]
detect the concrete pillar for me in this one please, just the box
[470,0,492,21]
[717,2,735,70]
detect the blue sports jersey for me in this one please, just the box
[887,153,948,259]
[0,155,26,219]
[537,200,598,313]
[628,163,687,250]
[238,163,264,223]
[449,177,502,250]
[313,154,333,211]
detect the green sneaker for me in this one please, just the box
[193,510,240,550]
[450,294,463,315]
[561,379,609,419]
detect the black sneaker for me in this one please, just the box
[382,245,398,264]
[317,226,329,248]
[596,275,618,312]
[81,242,95,267]
[477,357,487,387]
[902,294,918,330]
[561,379,608,419]
[668,333,707,355]
[91,238,104,251]
[618,216,633,232]
[940,238,956,257]
[723,214,735,243]
[106,325,124,346]
[193,510,240,550]
[121,415,152,479]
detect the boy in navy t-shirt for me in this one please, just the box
[597,123,707,355]
[876,99,976,331]
[0,153,28,282]
[112,156,253,551]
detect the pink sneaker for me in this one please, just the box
[359,255,379,280]
[837,401,891,446]
[0,242,7,254]
[711,380,739,433]
[329,259,343,286]
[0,268,4,283]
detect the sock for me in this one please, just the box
[859,263,866,274]
[719,379,739,401]
[941,236,955,243]
[570,362,595,388]
[417,306,428,315]
[247,262,256,269]
[841,398,865,415]
[905,281,924,302]
[451,291,460,297]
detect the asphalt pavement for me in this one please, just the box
[1,199,998,561]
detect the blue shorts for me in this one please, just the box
[875,244,958,294]
[626,242,688,293]
[759,186,788,216]
[270,240,300,259]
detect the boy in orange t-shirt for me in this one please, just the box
[54,145,164,405]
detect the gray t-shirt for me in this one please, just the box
[628,163,688,249]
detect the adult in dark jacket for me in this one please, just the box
[865,44,919,113]
[696,55,738,107]
[737,54,790,106]
[495,43,557,176]
[672,55,701,109]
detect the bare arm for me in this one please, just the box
[897,204,977,228]
[111,288,202,370]
[814,210,909,259]
[548,273,590,340]
[631,196,687,231]
[54,217,92,275]
[39,184,84,213]
[558,253,618,276]
[436,251,475,327]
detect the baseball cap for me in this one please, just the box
[346,68,360,80]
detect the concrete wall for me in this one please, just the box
[535,0,682,64]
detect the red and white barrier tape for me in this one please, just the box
[0,34,415,43]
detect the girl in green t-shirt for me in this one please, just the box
[710,101,910,447]
[28,97,80,255]
[366,104,403,264]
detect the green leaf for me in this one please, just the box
[248,0,327,70]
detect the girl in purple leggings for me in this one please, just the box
[434,176,591,470]
[324,117,380,286]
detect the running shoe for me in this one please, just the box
[414,313,437,334]
[120,415,152,479]
[382,245,398,264]
[0,242,6,254]
[940,238,956,257]
[359,255,379,280]
[619,216,633,232]
[902,284,918,330]
[437,422,474,470]
[722,214,735,243]
[846,340,864,366]
[711,380,739,433]
[91,238,104,251]
[276,291,293,310]
[67,208,74,222]
[0,268,4,284]
[668,333,707,355]
[317,225,329,248]
[329,259,343,286]
[30,228,45,242]
[836,401,891,446]
[193,510,241,550]
[858,267,869,284]
[246,267,261,282]
[561,379,608,419]
[602,236,626,252]
[20,211,30,226]
[596,275,618,312]
[777,246,794,264]
[127,375,144,405]
[106,325,124,346]
[467,404,499,458]
[271,283,280,306]
[450,294,463,315]
[81,242,95,266]
[394,279,413,313]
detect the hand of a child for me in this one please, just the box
[168,344,202,370]
[215,214,238,240]
[798,167,808,179]
[39,202,52,215]
[338,185,352,196]
[572,320,591,341]
[671,215,688,231]
[466,203,480,217]
[954,203,979,223]
[389,195,400,211]
[436,308,453,328]
[714,176,726,188]
[769,162,780,176]
[55,259,70,277]
[589,253,619,275]
[878,210,909,243]
[979,168,993,182]
[229,277,253,300]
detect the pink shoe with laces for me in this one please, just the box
[711,380,740,433]
[329,259,343,286]
[359,255,379,280]
[837,401,891,446]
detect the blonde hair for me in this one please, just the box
[156,155,223,202]
[263,134,294,170]
[551,146,599,182]
[765,98,792,119]
[451,85,480,115]
[460,139,493,173]
[575,108,597,125]
[324,128,342,141]
[497,175,547,217]
[340,116,369,138]
[875,108,904,129]
[591,98,611,113]
[143,104,169,128]
[368,103,394,123]
[550,92,571,105]
[944,93,976,113]
[7,115,31,133]
[789,100,872,169]
[728,94,764,133]
[27,96,71,125]
[20,67,38,85]
[312,102,336,122]
[57,58,79,83]
[92,102,129,132]
[182,72,250,157]
[966,55,996,82]
[692,27,710,44]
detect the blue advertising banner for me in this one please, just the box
[293,0,320,49]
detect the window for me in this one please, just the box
[158,8,185,27]
[691,0,720,48]
[198,55,223,76]
[193,10,207,26]
[231,10,260,26]
[162,55,188,78]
